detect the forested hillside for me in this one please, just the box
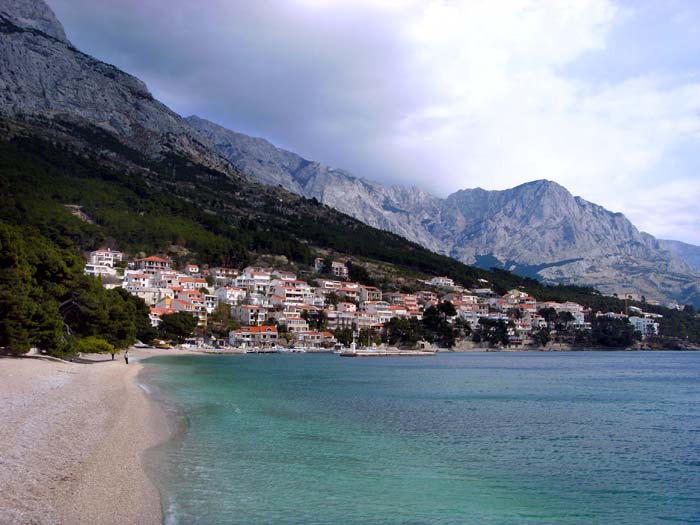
[1,122,699,351]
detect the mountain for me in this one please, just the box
[0,0,233,175]
[659,240,700,274]
[1,0,698,307]
[188,116,700,307]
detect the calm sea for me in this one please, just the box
[140,352,700,524]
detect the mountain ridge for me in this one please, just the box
[1,0,697,306]
[187,115,700,306]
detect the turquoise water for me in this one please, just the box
[141,352,700,524]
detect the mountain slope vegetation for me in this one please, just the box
[1,121,699,348]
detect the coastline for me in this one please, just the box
[0,348,187,525]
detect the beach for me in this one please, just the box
[0,349,177,525]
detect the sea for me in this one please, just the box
[140,352,700,524]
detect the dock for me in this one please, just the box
[339,349,436,357]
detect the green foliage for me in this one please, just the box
[207,303,240,338]
[588,317,641,348]
[422,301,458,347]
[301,309,328,331]
[358,328,382,346]
[383,317,425,347]
[0,223,147,355]
[477,318,511,347]
[332,328,354,346]
[532,327,551,347]
[159,312,198,343]
[75,336,115,354]
[347,261,375,286]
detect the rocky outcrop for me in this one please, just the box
[0,0,233,175]
[0,0,67,42]
[188,116,700,306]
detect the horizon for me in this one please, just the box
[47,0,700,245]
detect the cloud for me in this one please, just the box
[47,0,700,244]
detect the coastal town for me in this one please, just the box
[85,248,670,352]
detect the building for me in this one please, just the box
[185,264,200,275]
[629,316,659,338]
[88,249,123,268]
[430,276,454,289]
[331,261,349,279]
[359,285,382,302]
[229,326,278,348]
[210,267,239,282]
[134,256,171,274]
[270,283,314,306]
[360,301,392,324]
[281,317,309,333]
[234,268,272,293]
[180,277,209,291]
[232,305,270,326]
[148,307,177,327]
[215,286,247,305]
[296,331,337,349]
[85,263,118,278]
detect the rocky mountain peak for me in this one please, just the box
[0,0,68,43]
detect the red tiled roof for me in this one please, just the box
[235,326,278,334]
[150,308,176,315]
[136,256,170,263]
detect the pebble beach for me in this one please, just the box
[0,349,177,524]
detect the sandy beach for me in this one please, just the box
[0,349,181,524]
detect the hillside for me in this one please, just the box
[1,121,699,346]
[188,116,700,307]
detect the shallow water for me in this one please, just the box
[141,352,700,524]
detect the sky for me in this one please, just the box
[47,0,700,245]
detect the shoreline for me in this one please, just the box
[0,348,190,524]
[2,346,697,523]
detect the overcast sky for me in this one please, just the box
[48,0,700,245]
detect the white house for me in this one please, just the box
[134,255,171,274]
[232,305,270,326]
[430,276,455,289]
[629,316,659,338]
[215,286,247,305]
[89,249,123,268]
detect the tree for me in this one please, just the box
[478,318,510,347]
[326,292,340,307]
[332,328,354,346]
[207,303,240,338]
[159,312,198,343]
[422,302,458,347]
[384,317,424,347]
[301,309,328,330]
[347,261,375,286]
[532,327,551,347]
[359,327,381,346]
[437,300,457,319]
[590,317,639,347]
[538,307,558,326]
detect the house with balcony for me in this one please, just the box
[232,305,270,326]
[229,326,278,348]
[134,255,171,274]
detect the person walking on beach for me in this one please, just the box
[124,350,129,365]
